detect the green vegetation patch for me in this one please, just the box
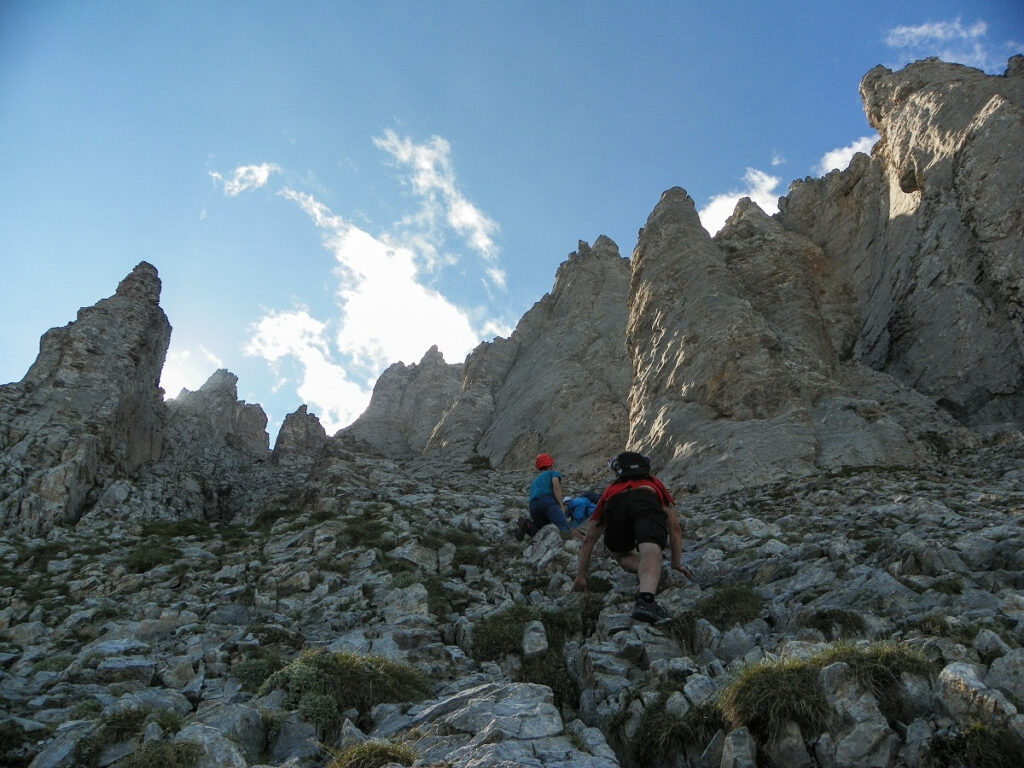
[119,741,201,768]
[803,608,868,640]
[693,583,764,629]
[326,739,417,768]
[73,708,151,767]
[258,649,430,734]
[340,518,391,549]
[139,519,211,539]
[31,653,75,673]
[122,542,182,573]
[922,718,1023,768]
[471,600,595,708]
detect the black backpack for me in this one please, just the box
[611,451,651,480]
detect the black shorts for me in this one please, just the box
[601,488,668,553]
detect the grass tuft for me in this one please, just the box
[325,739,416,768]
[718,657,830,741]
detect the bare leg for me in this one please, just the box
[636,542,662,594]
[612,550,641,573]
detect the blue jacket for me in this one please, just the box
[564,496,596,528]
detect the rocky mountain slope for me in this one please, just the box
[1,56,1023,768]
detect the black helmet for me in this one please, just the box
[609,451,651,479]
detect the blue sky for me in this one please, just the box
[2,1,1021,438]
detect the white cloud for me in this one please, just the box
[374,129,506,288]
[278,188,482,372]
[160,345,224,399]
[883,17,1005,73]
[245,307,368,433]
[209,163,281,196]
[242,183,492,433]
[771,152,786,167]
[698,168,782,237]
[815,135,878,176]
[224,133,509,433]
[885,18,987,48]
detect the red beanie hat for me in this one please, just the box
[535,453,553,470]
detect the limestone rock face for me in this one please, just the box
[93,369,283,526]
[778,56,1024,431]
[626,189,975,493]
[0,262,170,533]
[343,346,463,455]
[272,405,328,468]
[426,237,632,472]
[166,369,270,466]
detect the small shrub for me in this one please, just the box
[233,649,284,692]
[922,718,1023,768]
[120,741,201,768]
[694,583,763,629]
[299,692,340,734]
[327,739,416,768]
[635,696,728,766]
[718,658,831,741]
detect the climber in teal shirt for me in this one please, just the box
[515,452,571,539]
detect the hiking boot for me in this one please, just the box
[514,517,530,541]
[632,597,671,625]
